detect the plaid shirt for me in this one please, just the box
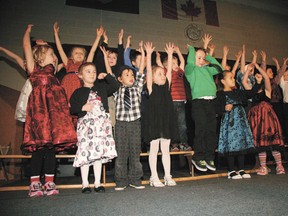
[115,72,145,122]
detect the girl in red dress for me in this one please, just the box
[22,24,77,197]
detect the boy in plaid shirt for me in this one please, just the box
[114,44,145,190]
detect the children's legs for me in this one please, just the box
[30,149,45,183]
[43,147,56,183]
[237,155,245,171]
[272,150,285,174]
[257,152,268,175]
[149,139,160,179]
[160,138,171,177]
[227,155,235,172]
[80,165,90,188]
[93,160,102,188]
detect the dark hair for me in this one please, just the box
[216,70,231,91]
[130,50,141,63]
[117,65,136,78]
[78,62,96,75]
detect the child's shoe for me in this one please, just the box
[44,182,59,196]
[149,177,165,187]
[164,175,177,186]
[170,144,180,152]
[28,181,43,197]
[238,170,251,179]
[257,166,268,175]
[276,165,285,175]
[227,171,242,179]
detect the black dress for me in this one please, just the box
[142,80,179,143]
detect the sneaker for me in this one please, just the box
[238,170,251,179]
[191,159,207,172]
[28,181,43,197]
[257,166,268,175]
[228,171,242,179]
[44,182,59,196]
[206,160,216,171]
[179,143,192,151]
[276,165,285,175]
[170,144,180,152]
[164,176,177,186]
[129,183,145,189]
[114,186,127,191]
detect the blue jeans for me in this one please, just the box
[173,101,188,144]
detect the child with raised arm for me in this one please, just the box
[156,46,191,152]
[216,65,262,179]
[184,34,223,172]
[53,22,103,101]
[21,24,77,197]
[69,57,119,193]
[113,42,145,191]
[243,63,286,175]
[143,42,178,187]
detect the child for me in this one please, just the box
[243,63,286,175]
[184,34,223,172]
[143,42,178,187]
[53,22,103,101]
[69,60,119,193]
[216,65,262,179]
[156,46,191,152]
[21,24,77,197]
[114,43,145,191]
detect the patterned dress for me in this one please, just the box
[247,91,284,151]
[22,64,77,153]
[73,91,117,167]
[218,90,255,155]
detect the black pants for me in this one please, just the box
[30,147,56,177]
[191,99,217,161]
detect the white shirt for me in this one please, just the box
[279,76,288,103]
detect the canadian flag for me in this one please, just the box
[161,0,219,27]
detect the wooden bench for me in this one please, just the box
[0,151,194,186]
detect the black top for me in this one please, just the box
[69,74,120,118]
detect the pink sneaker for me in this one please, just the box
[44,182,59,196]
[28,182,43,197]
[276,165,285,175]
[257,166,268,175]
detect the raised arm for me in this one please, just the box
[138,42,145,74]
[99,46,113,75]
[165,42,174,87]
[87,26,104,62]
[240,45,246,73]
[208,44,216,57]
[53,21,68,65]
[260,50,267,71]
[23,24,35,74]
[0,46,25,70]
[251,49,257,64]
[221,45,229,70]
[231,50,242,77]
[144,42,155,95]
[275,57,288,84]
[242,63,254,90]
[174,45,185,70]
[155,51,164,68]
[272,57,280,71]
[254,63,271,97]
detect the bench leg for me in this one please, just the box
[185,155,194,177]
[0,159,9,181]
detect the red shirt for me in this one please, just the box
[171,68,186,101]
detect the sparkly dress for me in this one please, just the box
[217,89,255,155]
[247,91,284,151]
[73,90,117,167]
[22,64,77,153]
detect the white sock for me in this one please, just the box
[160,138,171,178]
[80,164,90,188]
[93,160,102,188]
[149,139,160,179]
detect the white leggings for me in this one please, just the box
[149,138,171,179]
[80,160,102,188]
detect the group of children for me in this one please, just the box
[1,23,287,197]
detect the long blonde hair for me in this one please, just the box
[32,44,52,64]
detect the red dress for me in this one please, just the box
[22,64,77,153]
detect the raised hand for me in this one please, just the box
[144,42,155,55]
[164,42,174,55]
[53,22,59,34]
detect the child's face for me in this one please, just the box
[78,65,97,87]
[153,67,166,85]
[132,55,142,68]
[108,52,117,67]
[40,48,58,68]
[118,69,135,87]
[71,48,86,63]
[172,58,179,71]
[195,50,206,67]
[221,72,235,89]
[283,71,288,81]
[267,68,273,79]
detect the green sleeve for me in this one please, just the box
[186,46,196,65]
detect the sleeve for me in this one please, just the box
[117,44,124,66]
[244,83,262,99]
[206,54,223,76]
[69,89,87,117]
[104,74,121,96]
[215,91,226,116]
[124,47,133,67]
[186,46,196,65]
[94,42,108,73]
[135,72,145,93]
